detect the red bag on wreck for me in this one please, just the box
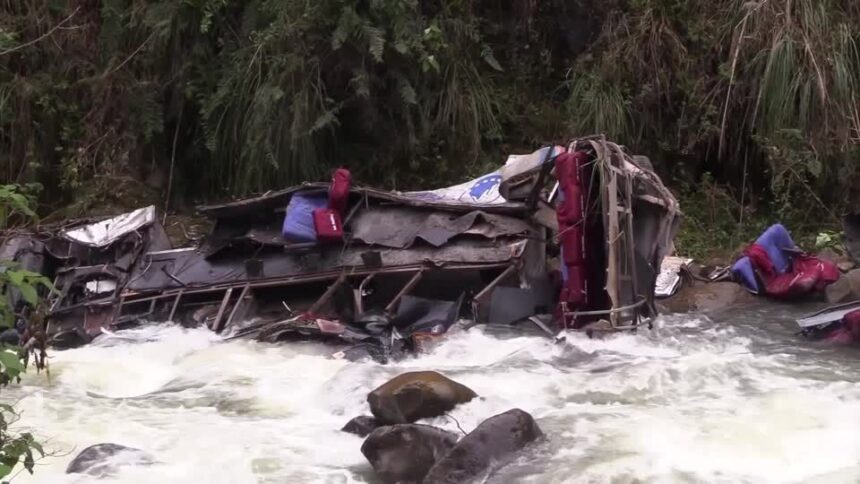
[554,151,589,326]
[313,208,344,242]
[329,168,351,215]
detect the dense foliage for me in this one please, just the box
[0,184,49,480]
[1,0,858,241]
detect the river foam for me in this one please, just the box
[5,311,860,483]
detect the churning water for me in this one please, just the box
[6,301,860,483]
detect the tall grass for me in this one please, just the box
[567,0,860,216]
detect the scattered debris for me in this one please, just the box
[798,302,860,343]
[0,206,171,348]
[655,256,693,298]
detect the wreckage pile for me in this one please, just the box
[0,136,680,359]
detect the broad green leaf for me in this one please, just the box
[6,270,24,286]
[0,463,12,478]
[0,350,24,373]
[18,284,37,305]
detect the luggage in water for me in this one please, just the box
[282,194,328,242]
[313,208,344,242]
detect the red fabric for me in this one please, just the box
[313,208,344,242]
[329,168,351,215]
[560,232,583,266]
[745,244,839,298]
[764,255,839,297]
[743,244,775,278]
[554,151,589,327]
[823,309,860,344]
[845,309,860,337]
[823,326,855,344]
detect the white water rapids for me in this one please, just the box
[6,302,860,483]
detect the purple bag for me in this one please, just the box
[282,194,328,242]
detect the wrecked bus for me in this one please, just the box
[1,136,680,360]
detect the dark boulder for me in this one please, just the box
[0,328,20,346]
[423,409,543,484]
[361,424,459,484]
[368,371,477,424]
[342,415,383,437]
[66,443,154,476]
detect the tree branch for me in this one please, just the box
[0,7,81,56]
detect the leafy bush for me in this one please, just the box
[0,184,50,480]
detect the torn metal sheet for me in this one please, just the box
[797,301,860,329]
[85,279,118,296]
[655,256,693,298]
[126,239,530,293]
[499,146,565,200]
[62,206,156,247]
[351,208,535,249]
[488,283,554,325]
[392,295,460,336]
[403,173,505,205]
[197,183,527,221]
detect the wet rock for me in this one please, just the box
[66,443,154,476]
[342,416,382,437]
[360,424,459,484]
[826,276,853,304]
[423,408,543,484]
[847,269,860,300]
[839,260,857,273]
[659,281,757,313]
[0,328,20,345]
[368,371,477,425]
[818,248,857,272]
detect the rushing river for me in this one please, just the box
[6,301,860,483]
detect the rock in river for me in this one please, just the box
[66,443,154,476]
[342,415,382,437]
[367,371,477,425]
[360,424,459,484]
[658,281,757,313]
[424,408,543,484]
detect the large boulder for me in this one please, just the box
[423,409,543,484]
[368,371,477,425]
[342,415,383,437]
[826,276,853,303]
[360,424,459,484]
[847,269,860,300]
[66,443,154,476]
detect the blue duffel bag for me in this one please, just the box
[282,193,328,242]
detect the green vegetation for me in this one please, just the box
[0,184,50,480]
[1,1,858,254]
